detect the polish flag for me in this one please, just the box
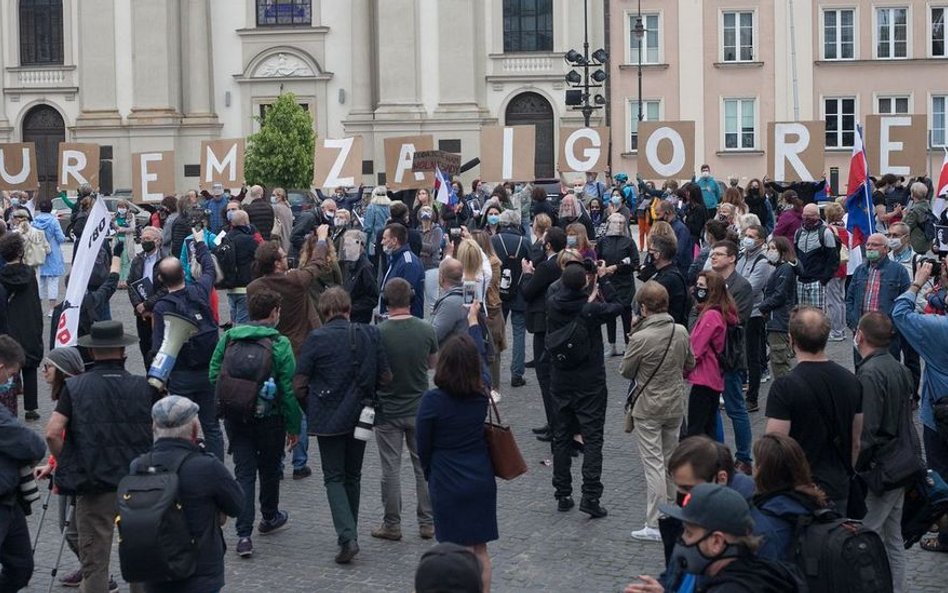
[845,124,873,270]
[934,150,948,219]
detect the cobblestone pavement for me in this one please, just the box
[18,264,948,592]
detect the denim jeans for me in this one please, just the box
[923,426,948,545]
[316,433,367,546]
[226,415,285,538]
[293,416,309,470]
[168,369,224,460]
[375,417,433,529]
[227,292,249,325]
[503,307,526,380]
[722,370,753,463]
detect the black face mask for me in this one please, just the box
[695,288,709,303]
[141,240,156,253]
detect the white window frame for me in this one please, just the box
[720,10,755,62]
[721,98,757,151]
[823,96,858,149]
[932,5,947,58]
[932,94,948,147]
[821,7,857,60]
[874,6,910,60]
[626,12,661,65]
[627,99,662,153]
[876,94,912,114]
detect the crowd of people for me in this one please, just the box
[0,163,944,593]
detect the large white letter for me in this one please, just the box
[774,123,814,182]
[323,137,355,187]
[0,148,31,185]
[394,143,424,184]
[879,116,912,176]
[204,143,238,183]
[502,127,515,180]
[645,127,686,178]
[139,153,163,201]
[564,129,601,172]
[61,150,89,186]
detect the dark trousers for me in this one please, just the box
[532,332,555,430]
[0,504,33,592]
[226,415,286,538]
[551,383,607,501]
[21,366,37,413]
[923,426,948,545]
[316,434,366,546]
[745,317,766,403]
[135,314,154,371]
[687,384,720,439]
[606,306,633,345]
[900,340,921,400]
[168,369,224,460]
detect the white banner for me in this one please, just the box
[54,197,111,348]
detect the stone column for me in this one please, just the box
[435,0,482,114]
[75,0,121,126]
[181,0,216,121]
[348,0,374,118]
[128,0,182,123]
[374,0,424,117]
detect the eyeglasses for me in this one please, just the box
[709,251,729,258]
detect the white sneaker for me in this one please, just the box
[828,331,846,342]
[631,525,662,542]
[490,390,502,404]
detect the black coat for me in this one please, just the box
[0,263,43,366]
[245,198,275,241]
[596,235,640,305]
[342,255,379,324]
[545,285,623,388]
[50,272,119,359]
[652,264,690,327]
[519,254,561,334]
[127,252,167,313]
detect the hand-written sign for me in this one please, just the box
[412,150,461,176]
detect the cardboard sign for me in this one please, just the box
[0,143,38,191]
[767,122,825,182]
[865,115,928,176]
[479,126,536,181]
[313,136,364,189]
[384,135,434,190]
[558,127,609,173]
[937,225,948,253]
[132,151,175,202]
[57,143,100,190]
[638,122,695,180]
[412,150,461,176]
[199,138,244,190]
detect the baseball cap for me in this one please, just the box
[152,395,199,429]
[659,483,753,535]
[414,543,483,593]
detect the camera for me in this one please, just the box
[919,257,942,279]
[580,258,597,273]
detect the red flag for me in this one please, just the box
[937,150,948,198]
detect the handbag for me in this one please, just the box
[624,324,676,433]
[484,395,527,480]
[861,390,926,496]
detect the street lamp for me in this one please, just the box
[634,4,645,123]
[564,0,607,126]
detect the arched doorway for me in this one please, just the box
[505,92,554,179]
[22,104,64,201]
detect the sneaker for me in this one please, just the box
[258,510,289,535]
[419,525,435,540]
[828,331,846,342]
[109,577,119,593]
[490,390,502,404]
[292,465,312,480]
[606,343,618,357]
[370,525,402,541]
[760,370,771,384]
[60,569,82,587]
[335,540,360,564]
[631,525,662,542]
[557,496,575,512]
[236,536,253,557]
[24,410,40,421]
[579,498,608,519]
[511,376,526,388]
[746,400,760,413]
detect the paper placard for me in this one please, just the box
[558,127,609,173]
[313,136,364,189]
[384,135,434,190]
[0,143,38,191]
[132,151,176,202]
[767,122,826,183]
[57,143,100,190]
[637,122,695,180]
[479,126,536,181]
[412,150,461,176]
[865,115,928,177]
[936,225,948,253]
[199,139,245,190]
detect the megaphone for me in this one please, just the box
[147,312,199,390]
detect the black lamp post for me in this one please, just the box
[564,0,607,126]
[634,3,645,123]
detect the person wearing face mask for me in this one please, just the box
[608,191,632,224]
[244,185,275,241]
[772,191,804,243]
[336,230,377,324]
[556,194,595,238]
[598,213,640,356]
[744,178,774,234]
[793,204,839,309]
[126,226,167,367]
[757,237,798,381]
[200,182,229,235]
[821,202,850,343]
[378,222,425,318]
[692,165,721,218]
[587,198,606,240]
[482,205,502,236]
[31,199,67,315]
[625,482,805,593]
[112,200,136,287]
[736,225,773,413]
[215,210,264,326]
[845,233,910,363]
[410,188,439,229]
[764,173,827,207]
[270,188,294,253]
[655,201,693,278]
[417,206,443,316]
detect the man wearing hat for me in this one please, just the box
[624,483,803,593]
[201,182,229,235]
[129,396,242,593]
[45,321,159,593]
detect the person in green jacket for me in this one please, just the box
[209,288,303,559]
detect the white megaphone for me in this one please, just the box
[148,312,199,389]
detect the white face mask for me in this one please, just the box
[765,249,780,264]
[701,171,710,178]
[886,237,902,251]
[741,237,758,251]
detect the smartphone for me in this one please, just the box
[462,280,476,306]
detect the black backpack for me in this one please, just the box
[213,236,238,289]
[116,450,205,583]
[921,208,939,243]
[497,236,525,302]
[215,337,273,421]
[717,323,746,372]
[546,318,590,369]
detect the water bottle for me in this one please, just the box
[353,406,376,441]
[255,377,277,418]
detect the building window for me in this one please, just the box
[825,97,856,148]
[823,8,855,60]
[19,0,64,66]
[629,100,660,152]
[256,0,311,27]
[629,14,660,64]
[876,7,908,59]
[878,96,910,114]
[503,0,553,52]
[934,96,947,147]
[722,11,753,62]
[723,99,756,150]
[934,7,946,57]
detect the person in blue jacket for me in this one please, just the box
[694,164,722,217]
[378,222,424,318]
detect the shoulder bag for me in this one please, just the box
[624,324,676,433]
[484,395,527,480]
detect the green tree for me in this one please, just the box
[244,92,315,189]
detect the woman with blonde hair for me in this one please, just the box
[565,222,596,261]
[411,187,440,228]
[300,234,342,319]
[722,186,748,216]
[471,230,506,393]
[822,201,849,342]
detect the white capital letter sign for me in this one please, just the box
[502,128,515,180]
[645,128,686,178]
[325,137,356,187]
[383,135,434,190]
[205,144,238,183]
[0,147,32,185]
[564,129,601,172]
[879,116,911,177]
[395,144,424,184]
[637,122,694,180]
[774,123,813,182]
[61,151,88,185]
[140,154,161,200]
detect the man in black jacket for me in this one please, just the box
[245,185,275,241]
[215,210,259,325]
[0,336,46,592]
[546,264,622,518]
[46,322,158,593]
[127,226,167,368]
[492,210,531,387]
[519,227,567,440]
[649,234,690,326]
